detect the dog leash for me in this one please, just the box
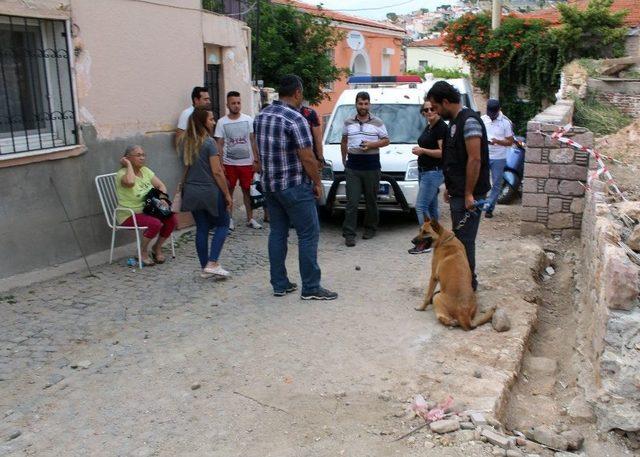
[453,199,487,232]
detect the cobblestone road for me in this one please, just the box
[0,206,541,457]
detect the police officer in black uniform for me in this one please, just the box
[426,81,491,291]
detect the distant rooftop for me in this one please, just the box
[514,0,639,27]
[272,0,406,33]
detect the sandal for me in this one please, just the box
[151,252,165,264]
[137,257,155,267]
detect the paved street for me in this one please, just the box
[1,206,542,456]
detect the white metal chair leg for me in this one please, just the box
[135,228,143,270]
[110,225,117,264]
[170,233,176,258]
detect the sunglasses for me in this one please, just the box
[421,107,437,113]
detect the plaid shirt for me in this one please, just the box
[253,100,313,192]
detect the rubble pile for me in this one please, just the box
[401,397,586,456]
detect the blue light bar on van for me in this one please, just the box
[347,75,422,84]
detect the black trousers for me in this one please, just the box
[449,196,484,291]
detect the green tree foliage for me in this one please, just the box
[443,0,629,133]
[554,0,628,60]
[250,0,347,105]
[386,12,399,22]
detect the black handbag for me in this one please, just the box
[143,188,173,219]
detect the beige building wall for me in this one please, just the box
[69,0,252,140]
[0,0,254,280]
[406,47,470,73]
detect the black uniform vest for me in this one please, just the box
[442,107,491,198]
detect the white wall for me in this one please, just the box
[406,47,470,73]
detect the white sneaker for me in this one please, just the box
[203,265,230,277]
[247,218,263,229]
[229,218,235,231]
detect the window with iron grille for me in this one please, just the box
[0,15,78,155]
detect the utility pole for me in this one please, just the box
[254,0,261,83]
[490,0,501,99]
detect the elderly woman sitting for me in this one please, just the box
[115,145,177,266]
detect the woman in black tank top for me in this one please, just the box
[408,101,447,254]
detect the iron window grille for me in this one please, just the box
[0,15,78,155]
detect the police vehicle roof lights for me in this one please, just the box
[347,75,422,87]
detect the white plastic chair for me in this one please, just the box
[95,172,175,269]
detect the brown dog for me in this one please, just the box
[413,218,495,330]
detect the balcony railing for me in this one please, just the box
[202,0,251,21]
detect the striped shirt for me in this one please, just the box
[342,115,388,170]
[253,100,313,192]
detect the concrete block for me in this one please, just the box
[544,179,559,194]
[549,198,563,213]
[522,193,548,207]
[569,131,594,148]
[524,163,550,178]
[532,426,568,451]
[558,180,585,196]
[549,164,587,180]
[570,198,585,213]
[602,249,640,310]
[526,147,543,163]
[469,412,488,427]
[481,427,515,449]
[548,212,574,229]
[525,132,545,148]
[549,148,574,164]
[523,178,538,193]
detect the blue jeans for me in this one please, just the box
[415,169,444,225]
[265,182,321,295]
[486,158,506,212]
[449,196,484,291]
[191,200,230,268]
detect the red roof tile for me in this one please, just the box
[272,0,406,33]
[408,36,446,47]
[515,0,639,27]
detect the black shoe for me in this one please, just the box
[345,237,356,247]
[362,232,376,240]
[485,210,493,219]
[273,282,298,297]
[301,287,338,300]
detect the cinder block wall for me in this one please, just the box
[521,100,592,238]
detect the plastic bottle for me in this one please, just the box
[126,257,137,267]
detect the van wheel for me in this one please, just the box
[497,183,518,205]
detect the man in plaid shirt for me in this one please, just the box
[254,75,338,300]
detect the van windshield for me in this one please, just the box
[325,104,426,144]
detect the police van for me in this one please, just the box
[319,75,477,213]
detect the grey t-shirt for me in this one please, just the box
[181,137,221,216]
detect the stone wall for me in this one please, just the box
[577,186,640,432]
[589,78,640,118]
[521,100,592,238]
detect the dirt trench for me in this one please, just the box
[503,239,637,456]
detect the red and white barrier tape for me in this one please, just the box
[535,124,626,200]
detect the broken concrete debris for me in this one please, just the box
[398,398,586,455]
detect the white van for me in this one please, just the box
[319,76,477,213]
